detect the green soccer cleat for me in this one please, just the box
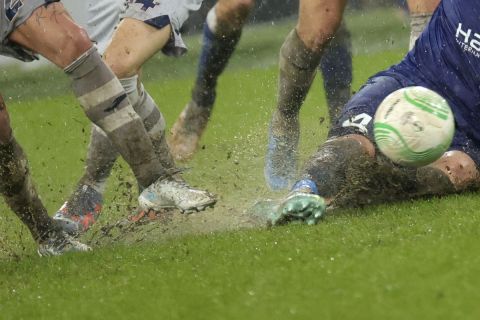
[271,192,326,226]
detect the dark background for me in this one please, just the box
[183,0,407,33]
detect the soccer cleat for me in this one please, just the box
[267,179,325,225]
[138,177,216,213]
[53,184,103,236]
[270,192,326,226]
[264,124,298,191]
[37,231,92,256]
[168,100,212,161]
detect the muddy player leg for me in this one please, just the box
[268,74,406,225]
[0,95,52,242]
[55,10,216,233]
[407,0,440,49]
[265,0,347,190]
[103,13,216,213]
[0,94,90,255]
[319,22,352,123]
[169,0,256,161]
[55,78,174,235]
[9,3,166,190]
[269,134,375,225]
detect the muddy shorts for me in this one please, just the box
[330,73,480,167]
[0,0,59,61]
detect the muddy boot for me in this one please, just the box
[169,101,212,161]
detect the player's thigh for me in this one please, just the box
[297,0,347,51]
[0,95,12,144]
[8,2,91,68]
[407,0,440,14]
[104,0,199,78]
[104,18,171,78]
[330,75,405,141]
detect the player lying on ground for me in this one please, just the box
[265,0,479,225]
[168,0,440,191]
[168,0,353,163]
[0,0,214,255]
[53,0,217,235]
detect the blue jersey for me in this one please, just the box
[385,0,480,141]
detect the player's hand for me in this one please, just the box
[271,193,326,226]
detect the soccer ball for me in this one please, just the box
[373,86,455,167]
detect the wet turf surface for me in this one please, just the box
[3,8,480,320]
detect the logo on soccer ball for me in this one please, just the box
[373,86,455,167]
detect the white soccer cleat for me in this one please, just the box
[37,232,92,257]
[138,178,216,213]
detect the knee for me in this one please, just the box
[56,26,93,68]
[216,0,255,29]
[104,52,138,79]
[428,151,479,190]
[336,134,376,158]
[297,5,344,51]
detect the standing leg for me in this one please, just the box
[265,0,347,190]
[0,94,90,255]
[319,22,352,123]
[10,4,167,190]
[169,0,256,161]
[102,16,216,213]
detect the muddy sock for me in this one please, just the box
[0,137,56,243]
[133,82,175,170]
[276,29,324,119]
[78,75,175,193]
[192,6,242,108]
[409,13,432,50]
[320,22,352,123]
[64,47,165,188]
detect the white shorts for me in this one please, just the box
[87,0,203,56]
[0,0,58,61]
[86,0,123,54]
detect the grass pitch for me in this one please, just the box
[1,8,480,320]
